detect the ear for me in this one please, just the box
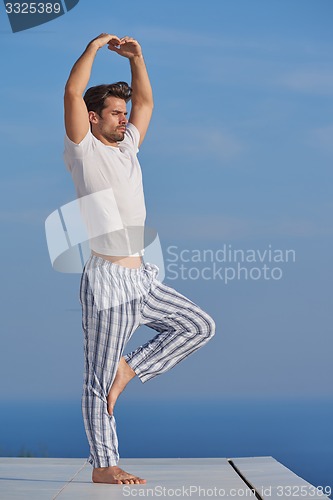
[89,111,99,124]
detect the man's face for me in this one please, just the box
[90,96,128,145]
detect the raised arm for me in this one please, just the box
[64,33,121,144]
[109,37,154,146]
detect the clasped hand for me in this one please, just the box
[90,33,142,59]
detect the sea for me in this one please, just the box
[1,398,332,496]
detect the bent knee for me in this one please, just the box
[205,314,216,339]
[197,311,216,341]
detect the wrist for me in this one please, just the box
[87,40,102,52]
[129,53,144,62]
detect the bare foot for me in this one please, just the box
[107,357,136,416]
[92,465,146,484]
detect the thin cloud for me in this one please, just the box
[135,25,333,58]
[277,67,333,95]
[135,26,267,52]
[149,123,244,163]
[0,208,48,225]
[155,213,333,241]
[310,124,333,155]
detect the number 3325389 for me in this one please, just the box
[5,3,61,14]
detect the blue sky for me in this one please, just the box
[0,0,332,404]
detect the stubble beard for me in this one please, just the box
[114,130,125,142]
[103,127,125,144]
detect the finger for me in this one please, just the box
[108,45,121,53]
[101,33,121,44]
[108,40,121,48]
[109,38,121,45]
[120,36,135,43]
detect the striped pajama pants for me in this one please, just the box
[80,254,216,468]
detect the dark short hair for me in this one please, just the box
[83,82,132,116]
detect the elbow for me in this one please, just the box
[146,98,154,113]
[64,83,83,100]
[146,101,154,114]
[132,93,154,111]
[149,92,154,110]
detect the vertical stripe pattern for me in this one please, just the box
[80,254,215,468]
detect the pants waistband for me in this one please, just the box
[86,254,159,277]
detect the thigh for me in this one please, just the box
[81,260,141,395]
[140,278,214,333]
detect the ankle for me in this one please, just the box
[94,465,118,472]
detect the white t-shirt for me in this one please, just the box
[64,123,146,256]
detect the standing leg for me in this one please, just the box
[124,263,216,383]
[80,255,146,484]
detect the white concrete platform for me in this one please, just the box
[0,456,330,500]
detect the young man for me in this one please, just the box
[64,33,216,485]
